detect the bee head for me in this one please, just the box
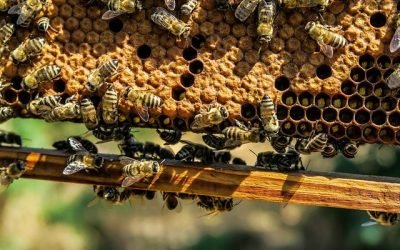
[152,162,160,173]
[15,160,26,172]
[304,21,315,31]
[219,106,229,119]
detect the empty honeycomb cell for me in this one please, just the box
[322,108,337,123]
[182,47,198,61]
[369,12,387,28]
[389,112,400,126]
[109,18,124,33]
[350,67,365,82]
[359,54,375,70]
[189,60,204,74]
[172,86,186,101]
[381,96,396,112]
[11,76,22,90]
[377,55,391,69]
[298,92,313,107]
[315,93,330,108]
[332,94,346,109]
[282,91,297,106]
[290,105,305,121]
[276,105,289,120]
[3,88,17,104]
[281,121,296,136]
[173,118,188,131]
[366,68,381,84]
[329,124,345,139]
[348,95,363,110]
[339,109,353,123]
[355,109,370,124]
[316,64,332,80]
[373,82,390,97]
[341,80,356,96]
[357,82,373,97]
[180,73,195,88]
[364,96,380,111]
[18,91,31,105]
[305,106,321,121]
[241,103,256,120]
[53,79,66,93]
[363,126,378,142]
[379,127,395,143]
[137,44,152,59]
[297,121,313,137]
[274,76,290,91]
[346,125,362,140]
[371,110,387,125]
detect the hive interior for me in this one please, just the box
[0,0,400,145]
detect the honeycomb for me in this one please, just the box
[0,0,399,146]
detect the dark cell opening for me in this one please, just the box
[329,124,345,139]
[341,80,356,95]
[364,96,380,111]
[322,108,337,122]
[315,93,330,108]
[359,54,375,69]
[281,121,296,136]
[108,18,123,32]
[363,126,378,141]
[306,106,321,121]
[339,109,353,123]
[377,55,391,69]
[158,115,171,128]
[298,92,313,107]
[316,64,332,79]
[346,125,362,140]
[53,79,66,93]
[350,67,365,82]
[332,94,346,109]
[172,86,186,101]
[18,91,31,104]
[366,68,381,84]
[137,44,152,59]
[173,117,187,131]
[282,91,297,106]
[191,34,206,49]
[276,104,288,120]
[371,110,387,125]
[315,123,327,134]
[11,76,22,90]
[180,73,195,88]
[374,82,390,97]
[381,96,396,111]
[355,109,369,124]
[289,105,305,121]
[183,47,198,61]
[389,112,400,126]
[379,127,394,143]
[357,82,373,97]
[297,121,313,137]
[241,103,256,119]
[3,89,17,103]
[370,12,387,28]
[348,95,363,110]
[274,76,290,91]
[189,60,204,74]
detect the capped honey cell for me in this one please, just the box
[377,55,391,69]
[274,76,291,91]
[346,125,362,140]
[282,91,297,106]
[341,80,356,96]
[359,54,375,70]
[379,127,395,143]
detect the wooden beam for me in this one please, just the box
[1,147,400,212]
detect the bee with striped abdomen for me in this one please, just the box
[259,94,279,134]
[45,97,81,121]
[53,136,98,154]
[234,0,260,22]
[295,133,328,155]
[181,0,199,15]
[197,195,240,215]
[257,0,276,47]
[0,160,26,189]
[0,23,15,56]
[190,102,229,130]
[0,107,16,123]
[63,137,104,175]
[175,144,196,162]
[0,130,22,146]
[362,211,400,227]
[321,142,338,158]
[254,148,304,171]
[101,0,143,20]
[179,140,215,164]
[120,156,160,188]
[101,85,119,125]
[22,65,61,90]
[305,21,347,58]
[36,17,58,36]
[390,13,400,53]
[28,95,61,115]
[202,134,227,150]
[80,98,99,130]
[214,151,231,164]
[156,129,182,145]
[123,87,163,122]
[8,0,45,27]
[86,58,119,92]
[339,140,358,158]
[10,37,45,64]
[278,0,329,10]
[222,120,267,147]
[151,7,190,39]
[270,134,292,153]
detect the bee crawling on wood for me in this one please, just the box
[119,156,161,188]
[151,7,190,39]
[362,211,400,227]
[0,130,22,146]
[53,136,98,154]
[162,192,182,212]
[88,185,133,206]
[190,102,229,130]
[197,195,241,215]
[0,160,26,189]
[253,147,304,171]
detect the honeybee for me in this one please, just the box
[278,0,329,10]
[120,156,161,188]
[45,97,81,121]
[36,17,58,35]
[181,0,199,15]
[0,160,26,189]
[101,0,143,20]
[0,107,16,122]
[63,137,104,175]
[101,85,119,125]
[156,129,182,145]
[162,192,182,211]
[197,195,240,215]
[89,185,120,206]
[22,65,61,90]
[387,65,400,89]
[92,123,130,142]
[118,133,144,157]
[339,140,358,158]
[254,147,304,171]
[86,58,119,92]
[8,0,45,27]
[179,140,217,164]
[123,87,163,122]
[222,120,267,147]
[305,21,347,58]
[10,37,45,64]
[362,211,400,227]
[0,23,15,56]
[190,103,229,130]
[0,130,22,146]
[270,134,292,153]
[234,0,260,22]
[232,157,247,165]
[165,0,175,10]
[295,133,328,155]
[259,95,279,134]
[28,95,61,115]
[321,142,338,158]
[53,136,98,154]
[390,13,400,53]
[257,0,276,46]
[175,144,196,161]
[80,98,99,130]
[151,7,190,39]
[214,151,231,164]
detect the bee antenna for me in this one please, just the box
[305,159,311,171]
[249,149,257,157]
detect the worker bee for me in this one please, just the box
[86,58,119,92]
[102,0,143,20]
[259,95,279,134]
[339,140,358,158]
[80,98,99,130]
[214,151,231,164]
[22,65,61,90]
[178,140,215,164]
[45,97,81,121]
[197,195,240,215]
[165,0,175,10]
[0,130,22,146]
[53,136,98,154]
[89,185,121,206]
[234,0,260,22]
[305,21,347,58]
[151,7,190,39]
[120,156,161,188]
[0,23,15,56]
[36,16,58,35]
[0,107,16,123]
[92,123,131,142]
[8,0,45,27]
[123,87,163,122]
[254,147,304,171]
[177,192,197,200]
[278,0,330,10]
[321,142,338,158]
[390,13,400,53]
[190,103,229,130]
[222,120,267,147]
[162,192,182,211]
[202,134,229,150]
[175,144,196,162]
[362,211,400,227]
[270,134,292,153]
[387,65,400,90]
[28,95,61,115]
[295,133,328,155]
[118,133,144,158]
[101,85,119,125]
[63,137,104,175]
[156,129,182,145]
[0,160,26,189]
[181,0,199,15]
[10,37,45,64]
[257,0,276,46]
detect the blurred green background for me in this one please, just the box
[0,119,400,250]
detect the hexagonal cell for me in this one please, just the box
[276,104,289,120]
[355,109,370,125]
[363,126,378,142]
[359,54,375,70]
[389,112,400,126]
[137,44,152,59]
[357,82,373,97]
[378,127,394,143]
[373,82,390,97]
[381,96,396,112]
[296,121,313,137]
[348,95,363,110]
[329,124,345,139]
[189,60,204,74]
[366,68,381,84]
[371,110,387,125]
[18,91,31,104]
[316,64,332,79]
[158,115,172,128]
[332,94,346,109]
[350,67,365,82]
[191,34,206,49]
[322,108,337,123]
[281,121,296,136]
[108,18,123,33]
[377,55,391,69]
[183,47,198,61]
[369,12,387,28]
[173,117,188,131]
[341,80,356,96]
[315,93,330,108]
[315,122,328,134]
[282,91,297,106]
[53,79,66,93]
[172,86,186,101]
[180,73,195,88]
[11,76,22,90]
[305,106,321,121]
[298,92,313,107]
[3,88,17,104]
[364,96,380,111]
[241,103,256,119]
[275,76,291,91]
[289,105,305,121]
[346,125,362,140]
[339,108,353,123]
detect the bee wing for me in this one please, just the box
[234,119,249,130]
[235,0,260,22]
[361,221,378,227]
[151,7,176,28]
[119,156,139,165]
[121,174,146,188]
[101,10,125,20]
[63,161,86,175]
[319,42,334,58]
[7,4,22,14]
[390,26,400,53]
[387,71,400,89]
[67,137,88,152]
[135,103,149,122]
[165,0,175,10]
